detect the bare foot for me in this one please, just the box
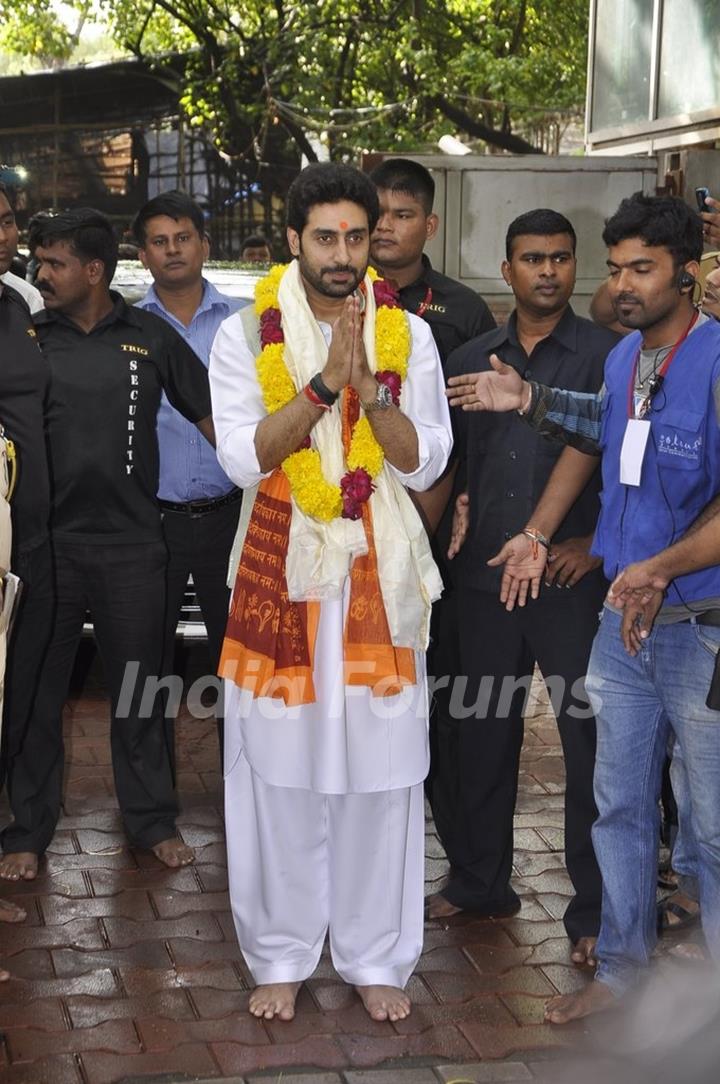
[151,837,195,868]
[249,981,301,1020]
[356,984,411,1022]
[425,892,463,919]
[570,936,597,967]
[544,980,617,1024]
[0,966,9,982]
[0,852,38,881]
[0,897,27,923]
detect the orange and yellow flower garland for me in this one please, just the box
[254,264,411,522]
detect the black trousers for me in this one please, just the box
[2,539,178,855]
[0,540,55,792]
[429,584,605,941]
[161,499,240,756]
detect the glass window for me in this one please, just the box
[591,0,655,131]
[658,1,720,117]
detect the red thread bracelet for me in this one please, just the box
[304,383,331,410]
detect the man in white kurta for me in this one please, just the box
[209,163,451,1023]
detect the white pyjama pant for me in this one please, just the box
[225,751,425,987]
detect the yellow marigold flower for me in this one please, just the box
[253,263,411,523]
[375,307,410,378]
[256,343,296,414]
[347,417,384,476]
[283,449,343,521]
[254,263,289,315]
[366,266,378,282]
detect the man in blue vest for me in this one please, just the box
[446,193,720,1022]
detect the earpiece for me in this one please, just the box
[678,269,697,293]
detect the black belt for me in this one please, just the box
[159,488,242,517]
[685,609,720,627]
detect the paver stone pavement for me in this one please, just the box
[0,653,707,1082]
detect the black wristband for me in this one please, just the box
[310,373,339,407]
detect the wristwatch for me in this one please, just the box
[361,380,393,412]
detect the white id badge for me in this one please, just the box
[620,418,651,486]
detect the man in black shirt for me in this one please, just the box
[0,183,53,927]
[0,209,214,881]
[369,158,495,367]
[428,210,619,964]
[368,159,497,819]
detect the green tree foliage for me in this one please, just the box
[2,1,589,158]
[0,1,91,70]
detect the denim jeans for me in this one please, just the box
[668,739,700,901]
[586,608,720,996]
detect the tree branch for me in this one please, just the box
[430,93,542,155]
[268,97,318,162]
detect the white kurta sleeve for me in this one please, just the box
[209,311,270,489]
[388,314,452,491]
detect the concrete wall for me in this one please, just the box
[400,154,658,320]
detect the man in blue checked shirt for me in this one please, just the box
[133,192,247,754]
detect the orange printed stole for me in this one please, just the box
[219,470,319,706]
[341,386,415,694]
[219,388,415,706]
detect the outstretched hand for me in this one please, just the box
[487,531,548,610]
[446,354,529,413]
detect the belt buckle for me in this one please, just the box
[187,499,211,517]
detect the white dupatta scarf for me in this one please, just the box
[233,260,443,652]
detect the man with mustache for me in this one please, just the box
[427,210,618,971]
[210,162,451,1024]
[0,208,214,880]
[133,192,245,757]
[447,193,720,1022]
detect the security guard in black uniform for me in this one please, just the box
[0,209,214,881]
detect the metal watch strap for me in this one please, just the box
[361,381,393,412]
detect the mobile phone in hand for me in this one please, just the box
[696,187,712,213]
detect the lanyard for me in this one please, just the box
[416,285,433,318]
[627,309,699,418]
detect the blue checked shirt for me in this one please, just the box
[136,279,247,501]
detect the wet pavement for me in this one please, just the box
[0,658,636,1082]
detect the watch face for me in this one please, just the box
[377,382,393,407]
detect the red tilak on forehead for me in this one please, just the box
[339,220,349,230]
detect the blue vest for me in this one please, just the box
[592,318,720,604]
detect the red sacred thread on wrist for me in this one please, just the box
[304,383,331,411]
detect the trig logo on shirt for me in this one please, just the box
[657,431,702,462]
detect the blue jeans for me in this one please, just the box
[586,609,720,996]
[668,739,700,901]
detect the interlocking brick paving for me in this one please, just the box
[0,655,606,1082]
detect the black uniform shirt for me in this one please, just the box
[398,255,496,366]
[0,283,51,555]
[35,292,212,544]
[446,306,620,594]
